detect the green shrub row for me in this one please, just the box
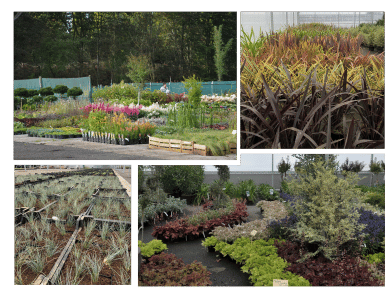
[26,127,81,137]
[202,237,311,286]
[15,86,84,98]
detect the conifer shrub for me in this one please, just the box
[287,161,365,260]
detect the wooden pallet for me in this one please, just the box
[149,137,236,156]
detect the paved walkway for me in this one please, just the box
[14,135,237,160]
[113,169,131,197]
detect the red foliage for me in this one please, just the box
[151,201,248,241]
[139,252,212,286]
[274,240,382,286]
[201,124,228,130]
[14,117,46,127]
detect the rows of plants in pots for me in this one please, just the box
[15,173,55,184]
[201,162,385,286]
[14,79,236,156]
[14,170,131,285]
[241,22,384,149]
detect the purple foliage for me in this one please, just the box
[357,208,385,245]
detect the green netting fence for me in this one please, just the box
[98,81,236,96]
[14,76,92,101]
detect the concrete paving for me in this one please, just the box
[14,135,237,160]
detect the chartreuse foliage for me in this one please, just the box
[364,252,385,264]
[202,237,311,286]
[138,239,168,258]
[287,161,365,261]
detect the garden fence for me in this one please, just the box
[241,11,384,35]
[203,171,385,189]
[97,81,237,96]
[14,76,92,101]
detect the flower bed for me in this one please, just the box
[151,200,248,241]
[26,127,82,139]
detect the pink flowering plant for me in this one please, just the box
[80,102,142,118]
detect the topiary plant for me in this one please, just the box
[67,87,84,100]
[53,84,69,98]
[39,86,54,96]
[27,89,39,97]
[14,88,29,97]
[44,95,58,103]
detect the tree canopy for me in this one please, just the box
[14,12,237,85]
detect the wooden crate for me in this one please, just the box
[149,137,208,156]
[149,137,236,156]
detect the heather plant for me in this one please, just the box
[287,161,365,260]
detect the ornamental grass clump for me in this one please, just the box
[287,161,365,261]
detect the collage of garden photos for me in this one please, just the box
[7,4,387,289]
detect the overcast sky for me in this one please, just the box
[205,154,385,172]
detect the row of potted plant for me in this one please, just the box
[79,110,156,145]
[26,127,82,139]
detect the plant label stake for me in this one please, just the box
[203,231,205,238]
[138,225,143,234]
[270,189,273,195]
[246,191,250,197]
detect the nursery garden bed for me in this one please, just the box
[14,169,131,285]
[241,23,384,149]
[138,162,385,286]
